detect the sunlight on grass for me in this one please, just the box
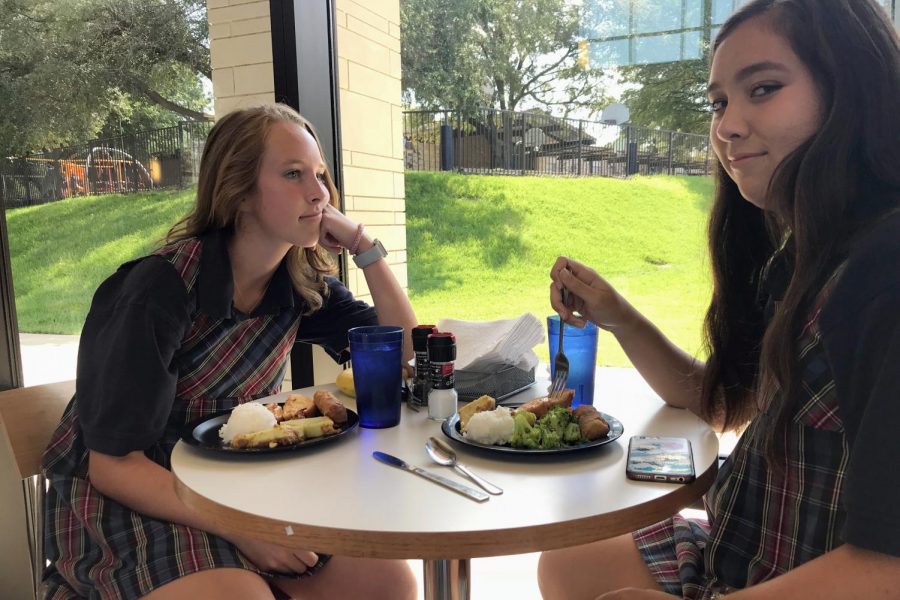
[8,189,194,333]
[8,175,714,367]
[406,173,714,366]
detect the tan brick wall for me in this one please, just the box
[336,0,406,304]
[207,0,274,116]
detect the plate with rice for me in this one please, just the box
[441,401,624,455]
[181,400,359,454]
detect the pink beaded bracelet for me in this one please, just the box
[349,223,365,255]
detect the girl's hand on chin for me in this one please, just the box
[318,204,357,254]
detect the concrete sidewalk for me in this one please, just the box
[19,333,80,387]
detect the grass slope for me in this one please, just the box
[8,189,195,333]
[406,172,714,366]
[8,174,715,367]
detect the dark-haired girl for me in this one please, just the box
[539,0,900,598]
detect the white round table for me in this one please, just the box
[172,368,719,600]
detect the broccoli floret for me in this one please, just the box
[510,410,541,449]
[518,410,537,426]
[540,429,562,449]
[539,407,570,438]
[563,421,583,444]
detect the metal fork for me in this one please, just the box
[548,288,570,401]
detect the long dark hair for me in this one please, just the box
[700,0,900,463]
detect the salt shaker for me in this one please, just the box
[411,325,438,409]
[427,332,458,421]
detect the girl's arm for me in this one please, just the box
[551,257,711,424]
[319,205,417,363]
[354,236,418,364]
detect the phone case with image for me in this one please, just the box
[626,436,695,483]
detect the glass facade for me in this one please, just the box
[582,0,898,68]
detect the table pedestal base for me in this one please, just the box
[423,558,470,600]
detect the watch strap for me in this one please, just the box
[352,238,387,268]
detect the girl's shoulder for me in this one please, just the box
[824,210,900,317]
[152,236,204,293]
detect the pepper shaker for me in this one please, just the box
[411,325,438,409]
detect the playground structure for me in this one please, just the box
[0,121,212,208]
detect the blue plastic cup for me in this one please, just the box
[547,316,598,408]
[348,326,404,428]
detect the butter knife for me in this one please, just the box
[372,451,490,502]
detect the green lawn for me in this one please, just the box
[406,172,714,366]
[8,173,714,367]
[7,189,195,333]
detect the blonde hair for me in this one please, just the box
[167,103,339,313]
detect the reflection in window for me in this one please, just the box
[582,0,897,69]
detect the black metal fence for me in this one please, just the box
[403,108,713,178]
[0,120,214,209]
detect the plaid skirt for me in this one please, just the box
[42,474,330,599]
[633,515,718,600]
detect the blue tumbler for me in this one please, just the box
[348,326,404,428]
[547,316,598,408]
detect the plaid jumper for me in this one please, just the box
[636,262,850,599]
[637,207,900,597]
[41,231,376,599]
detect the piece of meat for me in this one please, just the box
[574,404,610,440]
[313,389,348,425]
[265,403,284,421]
[516,389,574,419]
[547,389,574,409]
[516,397,551,419]
[283,394,318,420]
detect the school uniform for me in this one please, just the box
[634,211,900,599]
[41,228,377,599]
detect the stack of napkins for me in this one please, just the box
[437,313,545,372]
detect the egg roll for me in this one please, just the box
[313,389,348,425]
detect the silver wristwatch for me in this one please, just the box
[352,238,387,268]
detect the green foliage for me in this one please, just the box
[401,0,610,114]
[7,189,195,333]
[619,60,712,134]
[0,0,210,156]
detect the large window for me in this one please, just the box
[583,0,898,67]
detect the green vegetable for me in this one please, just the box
[510,410,542,449]
[563,421,583,444]
[508,406,587,449]
[541,429,562,449]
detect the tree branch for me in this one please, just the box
[133,81,212,120]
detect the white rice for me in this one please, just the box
[463,406,515,445]
[219,402,277,444]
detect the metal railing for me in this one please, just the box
[1,120,214,209]
[403,108,713,178]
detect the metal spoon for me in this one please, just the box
[425,437,503,495]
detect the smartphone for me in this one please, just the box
[626,436,695,483]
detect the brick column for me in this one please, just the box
[335,0,407,302]
[207,0,275,115]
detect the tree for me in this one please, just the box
[401,0,609,116]
[0,0,211,156]
[618,59,711,134]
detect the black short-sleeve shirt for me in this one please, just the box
[50,228,378,460]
